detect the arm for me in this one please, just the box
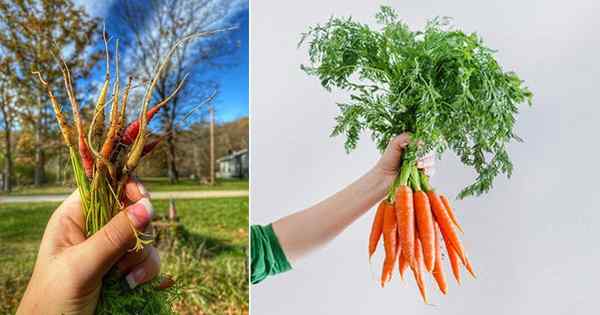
[272,133,434,264]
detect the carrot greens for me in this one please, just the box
[300,6,532,198]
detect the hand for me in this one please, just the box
[17,180,160,315]
[373,133,435,184]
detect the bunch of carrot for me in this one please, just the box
[369,160,476,303]
[34,32,189,241]
[33,32,198,314]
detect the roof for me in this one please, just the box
[216,149,248,162]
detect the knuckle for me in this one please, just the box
[102,221,130,251]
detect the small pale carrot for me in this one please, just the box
[432,223,448,294]
[395,185,414,267]
[440,194,464,233]
[427,190,467,264]
[369,200,387,259]
[381,202,398,286]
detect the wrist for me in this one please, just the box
[367,166,396,199]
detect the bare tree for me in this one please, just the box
[119,0,240,184]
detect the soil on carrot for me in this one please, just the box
[0,178,248,196]
[0,197,248,315]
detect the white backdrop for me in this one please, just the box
[250,0,600,314]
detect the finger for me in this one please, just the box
[417,158,435,169]
[124,178,149,205]
[77,197,154,276]
[51,190,86,232]
[117,245,152,275]
[390,133,411,150]
[125,246,161,289]
[423,167,436,177]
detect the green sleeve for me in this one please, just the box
[250,224,292,284]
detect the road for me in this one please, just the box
[0,190,248,204]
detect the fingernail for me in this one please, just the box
[125,267,147,289]
[127,199,153,229]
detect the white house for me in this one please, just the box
[216,149,248,179]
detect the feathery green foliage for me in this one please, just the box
[300,6,532,198]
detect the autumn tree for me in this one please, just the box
[118,0,240,184]
[0,58,17,191]
[0,0,99,186]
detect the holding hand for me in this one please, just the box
[374,133,436,183]
[17,180,159,315]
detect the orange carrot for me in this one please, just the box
[427,190,467,264]
[442,230,461,284]
[432,223,448,294]
[414,190,435,272]
[395,185,414,267]
[397,229,408,279]
[464,256,477,278]
[368,200,387,259]
[440,194,464,234]
[411,235,428,304]
[380,202,397,286]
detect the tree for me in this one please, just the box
[0,0,100,186]
[0,58,17,192]
[118,0,240,184]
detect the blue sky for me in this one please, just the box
[77,0,249,123]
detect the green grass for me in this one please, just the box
[0,197,248,315]
[0,178,248,196]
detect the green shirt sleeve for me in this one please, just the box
[250,224,292,284]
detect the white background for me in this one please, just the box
[250,0,600,314]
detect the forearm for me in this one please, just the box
[272,167,393,264]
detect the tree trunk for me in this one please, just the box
[33,121,45,186]
[3,127,11,192]
[166,132,179,184]
[193,142,201,181]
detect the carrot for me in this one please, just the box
[141,138,163,157]
[464,256,477,278]
[432,223,448,294]
[395,224,408,279]
[380,202,397,286]
[440,194,464,234]
[121,77,187,145]
[427,190,467,264]
[368,200,387,259]
[395,184,414,267]
[414,190,435,272]
[442,230,461,284]
[78,135,94,177]
[411,235,428,304]
[121,107,158,145]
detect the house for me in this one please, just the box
[216,149,248,179]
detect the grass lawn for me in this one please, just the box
[0,178,248,196]
[0,197,248,315]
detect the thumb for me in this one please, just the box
[78,197,154,276]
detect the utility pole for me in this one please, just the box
[209,105,215,185]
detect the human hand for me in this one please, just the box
[373,133,435,185]
[17,180,160,315]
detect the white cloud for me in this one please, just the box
[73,0,114,18]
